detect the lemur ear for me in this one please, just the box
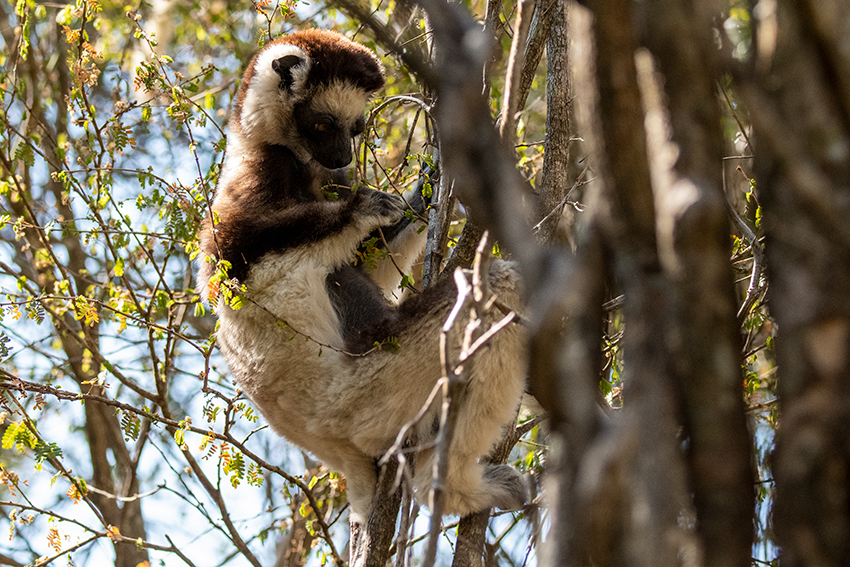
[272,55,304,91]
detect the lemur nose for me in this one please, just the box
[331,150,352,170]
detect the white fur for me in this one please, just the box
[312,82,370,128]
[239,43,311,149]
[205,158,527,522]
[206,187,527,519]
[216,243,527,518]
[361,184,430,300]
[369,218,428,300]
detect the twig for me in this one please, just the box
[499,0,537,144]
[515,413,548,437]
[718,81,753,154]
[0,371,345,567]
[0,501,99,534]
[532,165,591,231]
[722,169,766,320]
[379,377,448,467]
[84,484,163,503]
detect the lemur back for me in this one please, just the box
[197,29,528,529]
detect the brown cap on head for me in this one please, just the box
[232,29,385,133]
[274,29,385,94]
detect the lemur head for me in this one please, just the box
[233,30,385,169]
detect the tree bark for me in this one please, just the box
[736,1,850,565]
[536,0,571,243]
[640,2,755,566]
[350,459,403,567]
[583,1,690,565]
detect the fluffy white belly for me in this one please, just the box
[215,253,347,447]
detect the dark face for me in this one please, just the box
[293,103,366,170]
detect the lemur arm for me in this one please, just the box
[365,165,436,245]
[354,166,436,297]
[212,189,405,282]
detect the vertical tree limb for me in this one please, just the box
[581,1,691,565]
[735,2,850,565]
[499,0,537,143]
[526,225,606,566]
[640,2,756,566]
[516,0,558,112]
[443,0,536,278]
[535,0,570,242]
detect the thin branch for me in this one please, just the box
[0,371,345,567]
[722,170,766,320]
[499,0,537,143]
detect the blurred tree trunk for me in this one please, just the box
[640,1,756,565]
[581,1,690,565]
[545,1,755,564]
[736,1,850,565]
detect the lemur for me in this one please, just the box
[197,29,528,525]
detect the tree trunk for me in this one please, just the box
[640,1,755,565]
[737,1,850,565]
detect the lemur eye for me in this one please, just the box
[315,123,330,132]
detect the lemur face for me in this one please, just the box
[234,31,384,170]
[291,81,369,170]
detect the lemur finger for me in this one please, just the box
[357,189,405,224]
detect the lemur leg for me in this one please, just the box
[346,458,372,567]
[446,260,527,512]
[410,261,528,514]
[413,456,527,515]
[336,451,379,526]
[338,260,527,516]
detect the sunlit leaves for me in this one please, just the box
[0,3,438,565]
[120,411,141,442]
[235,403,258,424]
[108,122,136,154]
[16,0,31,61]
[221,446,246,488]
[246,462,263,487]
[354,236,387,270]
[0,333,11,358]
[725,3,752,60]
[24,299,44,324]
[13,143,34,168]
[73,296,99,327]
[33,442,63,468]
[2,421,37,453]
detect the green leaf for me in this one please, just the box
[14,143,34,168]
[2,421,36,451]
[229,294,245,310]
[1,421,20,449]
[0,333,11,358]
[34,441,63,465]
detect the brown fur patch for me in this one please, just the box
[200,145,356,282]
[283,29,384,92]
